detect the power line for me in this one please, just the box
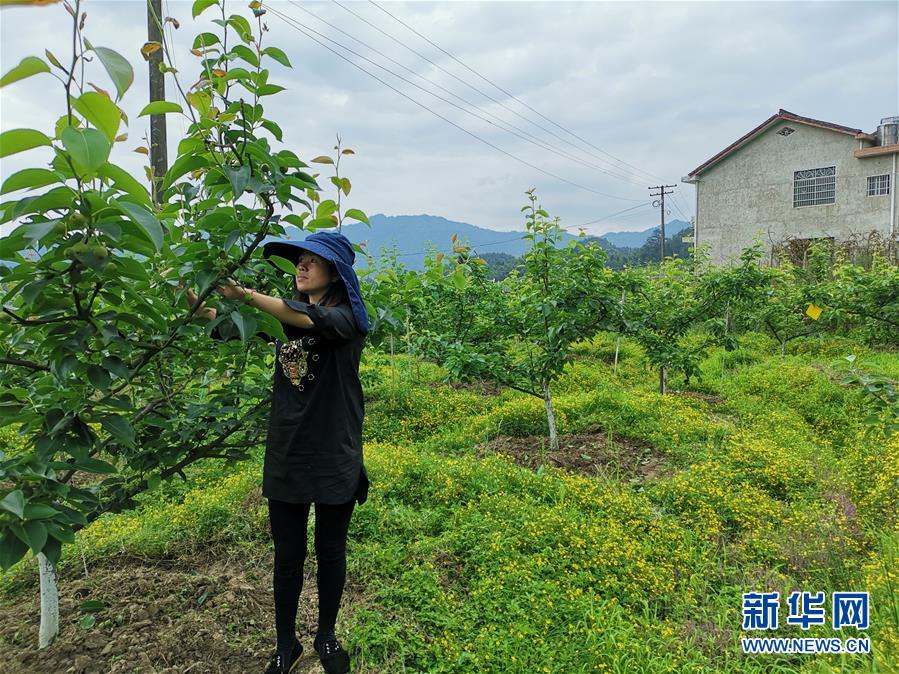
[367,0,671,187]
[339,0,659,186]
[285,0,649,189]
[262,3,644,201]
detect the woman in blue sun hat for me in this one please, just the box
[182,231,369,674]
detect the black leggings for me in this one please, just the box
[267,498,356,652]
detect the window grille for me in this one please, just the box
[866,174,891,196]
[793,166,836,207]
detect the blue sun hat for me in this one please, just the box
[263,231,369,335]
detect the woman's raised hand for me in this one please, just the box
[183,287,216,320]
[161,267,217,320]
[214,277,248,301]
[160,268,248,317]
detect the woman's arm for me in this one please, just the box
[215,279,356,341]
[218,279,316,330]
[167,271,353,340]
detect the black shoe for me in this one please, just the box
[313,637,350,674]
[265,638,302,673]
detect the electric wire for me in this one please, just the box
[366,0,672,186]
[262,3,644,201]
[286,0,649,188]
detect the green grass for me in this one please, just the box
[2,331,896,672]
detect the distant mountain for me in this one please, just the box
[276,214,678,271]
[280,214,584,271]
[600,221,690,248]
[1,213,687,273]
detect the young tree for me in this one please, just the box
[622,244,769,393]
[0,0,366,647]
[408,190,620,451]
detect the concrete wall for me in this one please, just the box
[691,120,894,265]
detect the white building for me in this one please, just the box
[682,109,898,266]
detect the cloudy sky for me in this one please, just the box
[1,0,897,238]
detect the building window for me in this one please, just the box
[867,174,891,196]
[793,166,836,207]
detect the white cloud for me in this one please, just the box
[1,0,896,239]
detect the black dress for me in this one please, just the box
[212,299,369,506]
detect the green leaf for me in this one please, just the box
[256,84,284,96]
[0,168,60,195]
[138,101,183,116]
[344,208,368,225]
[316,200,338,219]
[227,14,253,41]
[223,67,252,82]
[61,126,111,176]
[0,128,52,158]
[186,91,212,117]
[101,414,135,448]
[0,228,28,259]
[260,119,282,141]
[46,522,75,544]
[42,536,62,565]
[306,217,338,230]
[162,154,208,190]
[72,457,117,474]
[0,490,25,519]
[261,46,291,68]
[268,254,298,275]
[23,503,58,519]
[0,529,28,571]
[85,42,134,101]
[97,163,151,207]
[78,615,96,630]
[23,521,47,555]
[192,32,221,49]
[87,364,112,390]
[230,310,256,342]
[80,600,107,613]
[72,91,122,142]
[101,355,131,380]
[255,311,287,342]
[114,199,164,251]
[192,0,218,18]
[310,155,334,165]
[0,56,50,87]
[225,164,250,196]
[229,44,259,67]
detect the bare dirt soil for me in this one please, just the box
[475,429,671,484]
[0,537,366,673]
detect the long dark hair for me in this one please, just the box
[292,259,349,307]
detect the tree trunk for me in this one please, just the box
[38,552,59,649]
[659,366,668,395]
[613,289,625,372]
[389,334,396,388]
[780,341,786,357]
[543,381,559,452]
[405,316,413,383]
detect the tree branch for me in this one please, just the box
[0,357,50,372]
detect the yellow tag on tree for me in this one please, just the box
[806,303,822,320]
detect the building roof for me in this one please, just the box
[685,109,864,180]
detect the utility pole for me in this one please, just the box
[649,185,676,262]
[147,0,167,204]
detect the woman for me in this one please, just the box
[182,231,370,674]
